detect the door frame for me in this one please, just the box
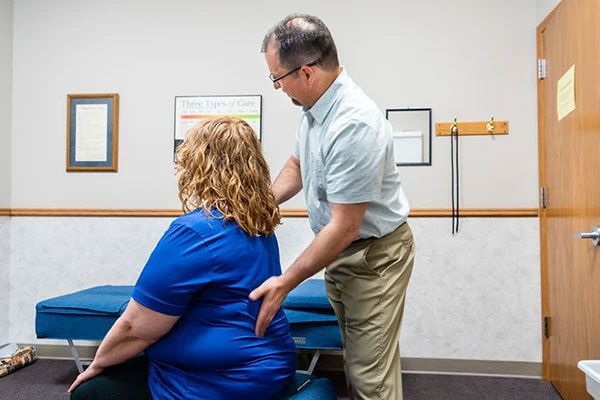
[537,2,562,383]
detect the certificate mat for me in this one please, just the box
[67,93,118,172]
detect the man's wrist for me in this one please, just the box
[279,271,300,293]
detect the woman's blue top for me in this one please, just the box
[131,209,296,399]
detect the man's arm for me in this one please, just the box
[68,299,179,392]
[272,156,302,205]
[250,202,368,336]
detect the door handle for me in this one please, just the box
[575,226,600,246]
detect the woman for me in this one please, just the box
[69,117,296,399]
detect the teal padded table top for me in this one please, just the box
[36,286,133,340]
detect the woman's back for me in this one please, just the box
[132,209,296,399]
[68,118,294,400]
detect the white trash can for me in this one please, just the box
[578,360,600,399]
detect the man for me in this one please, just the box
[250,14,415,400]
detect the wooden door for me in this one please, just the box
[538,0,600,399]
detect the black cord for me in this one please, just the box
[451,128,455,234]
[450,124,460,234]
[455,126,460,233]
[456,133,460,233]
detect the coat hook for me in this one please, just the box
[486,115,495,134]
[450,117,459,135]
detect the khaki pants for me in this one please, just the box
[324,222,415,400]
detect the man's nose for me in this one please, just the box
[273,80,281,90]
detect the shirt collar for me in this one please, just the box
[305,67,349,124]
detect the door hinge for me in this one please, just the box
[540,187,548,209]
[543,316,550,338]
[538,58,547,80]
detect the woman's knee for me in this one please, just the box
[70,380,93,400]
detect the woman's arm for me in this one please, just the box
[68,299,179,393]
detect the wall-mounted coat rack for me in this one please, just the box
[436,117,508,136]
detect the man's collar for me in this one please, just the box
[305,67,348,124]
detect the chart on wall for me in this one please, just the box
[174,95,262,151]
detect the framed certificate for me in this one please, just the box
[66,93,119,172]
[174,95,262,151]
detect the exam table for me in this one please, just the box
[35,280,340,399]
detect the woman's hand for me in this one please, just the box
[67,362,105,393]
[66,299,178,395]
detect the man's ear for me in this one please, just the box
[301,65,314,79]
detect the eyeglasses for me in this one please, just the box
[269,59,320,83]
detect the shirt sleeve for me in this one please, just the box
[132,223,214,316]
[324,119,387,204]
[293,121,301,159]
[293,138,300,159]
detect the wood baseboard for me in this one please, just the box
[309,351,541,377]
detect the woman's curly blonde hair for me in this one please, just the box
[175,117,280,236]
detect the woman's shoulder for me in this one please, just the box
[170,208,229,237]
[171,208,278,244]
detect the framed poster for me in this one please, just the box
[174,95,262,151]
[385,108,432,166]
[66,93,119,172]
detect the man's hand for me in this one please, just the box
[249,276,290,337]
[67,362,105,393]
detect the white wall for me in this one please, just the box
[536,0,561,24]
[0,0,11,208]
[9,216,541,362]
[0,0,12,343]
[10,0,539,209]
